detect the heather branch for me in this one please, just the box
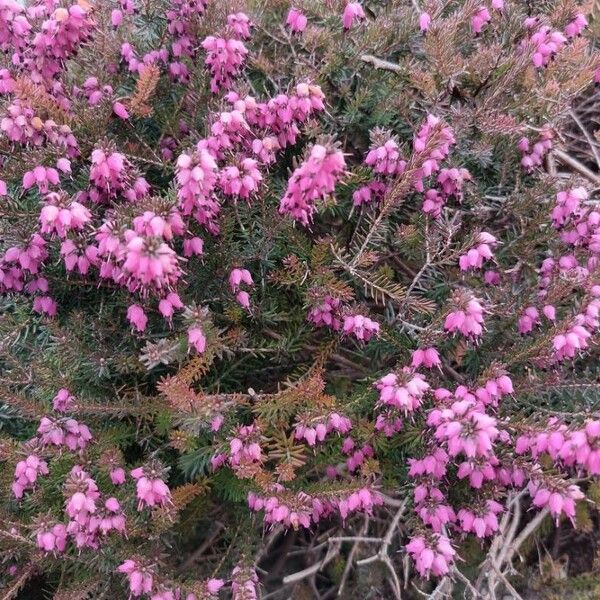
[553,149,600,185]
[356,498,409,568]
[568,108,600,170]
[281,540,342,584]
[349,127,450,267]
[360,55,403,74]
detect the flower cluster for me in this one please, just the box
[406,534,456,578]
[279,143,346,225]
[201,35,249,93]
[518,128,553,171]
[247,484,382,529]
[458,232,498,271]
[444,294,486,338]
[294,412,352,446]
[130,464,172,509]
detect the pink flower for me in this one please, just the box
[412,115,456,192]
[458,232,497,271]
[308,296,342,330]
[38,416,92,450]
[23,166,60,193]
[183,236,204,257]
[484,270,500,285]
[207,579,224,594]
[117,559,154,596]
[375,370,430,413]
[408,448,449,479]
[231,565,259,600]
[415,485,456,531]
[113,101,130,120]
[552,323,591,361]
[365,135,405,175]
[411,347,441,369]
[471,6,491,35]
[111,9,123,27]
[429,398,499,459]
[343,314,380,342]
[564,13,587,38]
[528,27,566,68]
[236,290,250,309]
[279,144,346,225]
[176,150,219,233]
[131,466,171,509]
[552,187,588,227]
[12,455,49,499]
[53,388,75,412]
[229,268,253,291]
[518,306,539,334]
[457,500,503,537]
[227,12,252,40]
[88,147,133,202]
[36,523,68,554]
[64,470,100,545]
[474,374,513,407]
[286,8,307,33]
[219,158,262,199]
[127,304,148,332]
[110,467,126,485]
[419,12,431,32]
[375,411,403,436]
[444,296,485,338]
[39,195,91,238]
[346,444,374,472]
[519,129,553,170]
[353,181,386,206]
[406,534,455,578]
[228,425,263,467]
[188,327,206,353]
[342,2,366,30]
[529,481,584,524]
[201,36,248,93]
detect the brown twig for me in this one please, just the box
[360,54,403,74]
[553,149,600,185]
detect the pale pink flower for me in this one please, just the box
[110,467,126,485]
[227,12,252,40]
[406,534,455,578]
[131,466,171,509]
[188,326,206,353]
[117,559,154,596]
[286,8,307,33]
[279,144,346,225]
[343,314,380,342]
[342,2,365,30]
[36,523,68,553]
[471,6,491,35]
[113,101,129,119]
[411,347,441,369]
[53,388,75,412]
[444,296,485,338]
[12,455,49,498]
[127,304,148,332]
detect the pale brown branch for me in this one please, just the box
[553,149,600,185]
[360,54,403,74]
[568,108,600,170]
[282,541,341,585]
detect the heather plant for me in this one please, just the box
[1,0,600,599]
